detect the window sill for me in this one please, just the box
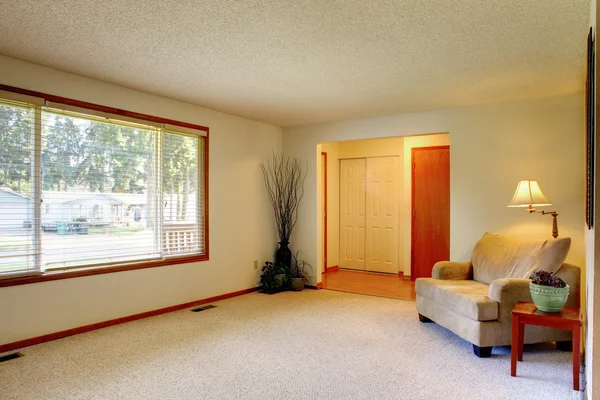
[0,254,209,288]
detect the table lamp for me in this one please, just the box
[507,180,559,238]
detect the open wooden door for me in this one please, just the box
[411,146,450,280]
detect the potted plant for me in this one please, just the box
[289,251,313,291]
[529,270,569,312]
[260,261,288,293]
[274,262,289,289]
[260,153,307,268]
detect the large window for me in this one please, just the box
[0,89,208,280]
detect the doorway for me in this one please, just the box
[411,146,450,280]
[318,134,449,300]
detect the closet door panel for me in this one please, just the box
[339,159,366,270]
[365,157,400,273]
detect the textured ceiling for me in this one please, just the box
[0,1,591,127]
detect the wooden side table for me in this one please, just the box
[511,301,582,391]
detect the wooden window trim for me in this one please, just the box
[0,84,210,288]
[0,84,210,131]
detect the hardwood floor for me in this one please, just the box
[322,269,416,301]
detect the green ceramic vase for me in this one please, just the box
[529,283,569,312]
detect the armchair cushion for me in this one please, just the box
[471,233,571,284]
[416,278,498,321]
[432,261,473,280]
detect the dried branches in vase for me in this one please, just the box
[260,153,307,268]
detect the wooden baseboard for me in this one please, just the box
[0,286,259,353]
[324,265,339,273]
[306,282,323,290]
[397,271,412,281]
[399,271,411,281]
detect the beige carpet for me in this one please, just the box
[0,290,584,400]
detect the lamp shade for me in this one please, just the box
[507,180,552,207]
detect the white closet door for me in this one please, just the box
[339,159,366,270]
[365,157,400,273]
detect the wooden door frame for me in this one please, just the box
[321,151,328,273]
[410,145,450,279]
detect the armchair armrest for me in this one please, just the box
[432,261,473,280]
[488,278,532,325]
[488,278,532,303]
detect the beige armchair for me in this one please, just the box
[415,233,580,358]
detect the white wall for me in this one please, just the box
[402,134,450,275]
[338,137,404,159]
[284,95,585,292]
[0,56,283,345]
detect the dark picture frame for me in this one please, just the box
[586,27,595,229]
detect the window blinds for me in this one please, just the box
[162,131,204,256]
[0,99,40,277]
[0,91,206,277]
[40,110,161,269]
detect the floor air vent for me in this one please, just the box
[191,304,216,312]
[0,353,23,363]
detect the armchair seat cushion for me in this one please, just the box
[416,278,498,321]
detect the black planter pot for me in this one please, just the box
[275,241,292,268]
